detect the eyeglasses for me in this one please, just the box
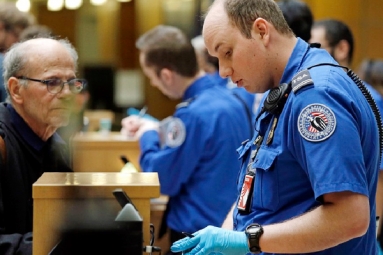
[16,76,87,94]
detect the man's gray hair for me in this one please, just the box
[2,38,78,96]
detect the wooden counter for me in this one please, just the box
[71,131,141,172]
[33,172,160,255]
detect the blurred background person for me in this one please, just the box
[358,59,383,97]
[0,37,85,254]
[0,2,34,102]
[277,0,313,43]
[19,24,54,41]
[358,58,383,253]
[121,25,252,255]
[310,18,383,253]
[310,19,354,68]
[191,35,217,75]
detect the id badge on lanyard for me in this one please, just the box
[237,168,256,213]
[237,135,263,214]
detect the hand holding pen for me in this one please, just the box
[126,106,158,121]
[138,106,148,118]
[121,106,159,138]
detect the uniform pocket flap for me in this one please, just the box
[252,147,279,171]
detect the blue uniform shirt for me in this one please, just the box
[234,39,379,254]
[139,75,252,233]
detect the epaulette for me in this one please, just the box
[291,69,314,93]
[176,97,195,109]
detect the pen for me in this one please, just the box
[181,232,195,238]
[138,106,148,118]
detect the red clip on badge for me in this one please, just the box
[237,173,254,211]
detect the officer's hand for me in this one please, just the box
[121,115,159,139]
[121,115,141,137]
[170,226,250,255]
[135,118,159,138]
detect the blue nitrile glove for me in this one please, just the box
[171,226,250,255]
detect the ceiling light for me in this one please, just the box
[16,0,30,12]
[90,0,108,5]
[65,0,83,10]
[47,0,64,11]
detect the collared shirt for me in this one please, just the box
[234,39,379,254]
[139,75,252,233]
[7,104,66,152]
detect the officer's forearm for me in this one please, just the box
[258,191,369,253]
[221,203,235,229]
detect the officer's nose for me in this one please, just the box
[219,64,233,79]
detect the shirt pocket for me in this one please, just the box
[252,146,280,212]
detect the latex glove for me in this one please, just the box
[121,115,159,139]
[171,226,250,255]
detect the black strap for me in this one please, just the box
[307,63,383,164]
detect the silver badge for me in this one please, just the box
[297,103,336,142]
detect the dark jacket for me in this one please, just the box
[0,103,72,254]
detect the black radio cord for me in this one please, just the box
[308,63,383,165]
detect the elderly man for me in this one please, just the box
[171,0,379,254]
[0,38,86,254]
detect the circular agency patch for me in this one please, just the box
[165,117,186,147]
[297,103,336,142]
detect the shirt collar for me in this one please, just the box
[7,104,65,151]
[280,38,311,84]
[182,75,215,101]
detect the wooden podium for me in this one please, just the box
[71,131,141,172]
[32,172,160,255]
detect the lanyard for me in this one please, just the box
[237,112,280,214]
[237,135,263,213]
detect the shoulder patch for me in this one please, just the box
[291,70,314,93]
[297,104,336,142]
[159,117,186,148]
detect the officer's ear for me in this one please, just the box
[159,68,173,84]
[333,39,350,65]
[251,18,269,43]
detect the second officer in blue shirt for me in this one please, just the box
[121,25,253,255]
